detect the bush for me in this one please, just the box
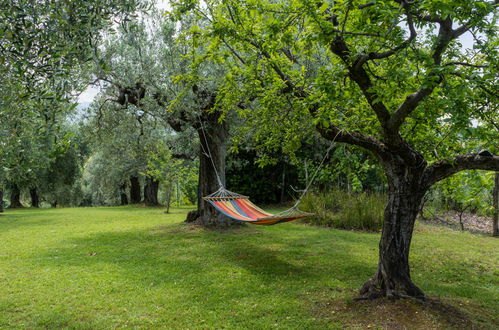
[299,190,385,232]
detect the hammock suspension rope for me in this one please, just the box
[197,112,339,225]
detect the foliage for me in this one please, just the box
[424,170,495,217]
[0,0,146,205]
[0,207,497,328]
[299,190,385,231]
[37,132,86,207]
[144,142,198,210]
[294,141,386,193]
[170,0,498,160]
[0,0,145,99]
[226,150,300,204]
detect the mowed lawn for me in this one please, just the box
[0,207,497,329]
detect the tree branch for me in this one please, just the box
[330,36,391,129]
[355,0,417,68]
[224,30,388,154]
[388,15,475,131]
[317,124,387,155]
[424,153,499,187]
[332,29,380,37]
[444,61,488,68]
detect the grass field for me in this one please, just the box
[0,206,497,329]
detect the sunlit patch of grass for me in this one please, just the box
[0,206,497,328]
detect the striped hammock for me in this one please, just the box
[203,188,314,225]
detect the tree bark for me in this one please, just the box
[493,172,498,237]
[120,183,128,206]
[30,188,39,208]
[144,177,160,206]
[185,117,235,227]
[9,184,22,208]
[130,176,141,204]
[165,180,173,214]
[0,190,4,213]
[359,158,427,299]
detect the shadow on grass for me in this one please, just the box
[34,223,376,290]
[30,222,497,328]
[0,210,57,232]
[313,296,480,329]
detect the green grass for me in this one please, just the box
[0,206,497,329]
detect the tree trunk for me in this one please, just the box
[30,188,39,208]
[120,183,128,206]
[359,164,426,299]
[186,119,235,227]
[144,177,160,206]
[9,184,22,208]
[130,176,141,204]
[0,190,4,213]
[280,163,286,203]
[493,172,498,237]
[165,180,173,214]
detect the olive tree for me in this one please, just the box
[90,13,239,226]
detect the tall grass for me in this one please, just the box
[299,190,385,231]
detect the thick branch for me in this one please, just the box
[424,153,499,187]
[316,124,387,155]
[330,36,391,129]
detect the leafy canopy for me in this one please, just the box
[170,0,498,162]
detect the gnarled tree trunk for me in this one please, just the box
[360,162,426,299]
[30,188,39,208]
[9,184,22,208]
[186,116,235,227]
[144,177,160,206]
[130,176,141,204]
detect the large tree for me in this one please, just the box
[172,0,499,299]
[1,0,145,208]
[89,13,237,226]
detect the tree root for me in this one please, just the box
[357,276,425,301]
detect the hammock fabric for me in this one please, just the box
[203,188,314,225]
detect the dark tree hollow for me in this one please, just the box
[9,184,22,208]
[30,188,39,208]
[130,176,141,204]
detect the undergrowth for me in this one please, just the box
[299,190,385,231]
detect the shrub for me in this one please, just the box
[299,190,385,232]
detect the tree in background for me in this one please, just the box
[424,171,496,230]
[172,0,499,299]
[1,0,146,208]
[87,12,242,226]
[145,142,198,213]
[81,97,174,206]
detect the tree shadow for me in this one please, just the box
[0,211,56,233]
[33,223,377,292]
[20,221,498,328]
